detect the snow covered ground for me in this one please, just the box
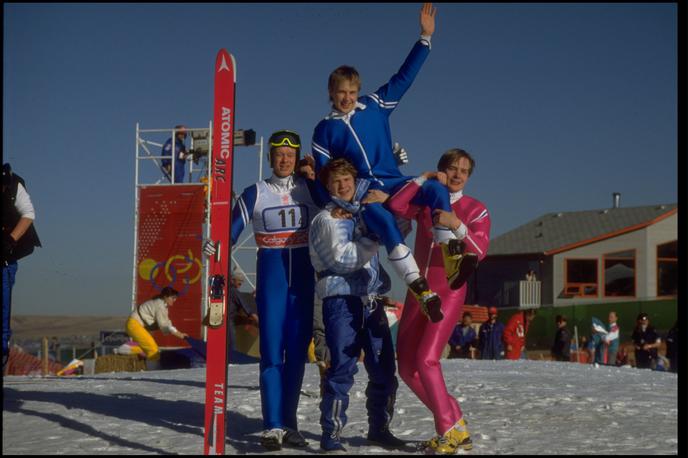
[2,359,678,455]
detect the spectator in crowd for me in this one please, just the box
[381,296,404,351]
[126,287,189,366]
[448,312,477,359]
[551,315,571,362]
[3,163,41,370]
[570,335,592,364]
[579,335,592,363]
[591,317,609,365]
[161,125,190,183]
[603,311,620,365]
[631,312,661,370]
[312,297,330,397]
[615,346,629,367]
[654,355,671,372]
[224,271,259,359]
[665,320,677,373]
[49,336,61,363]
[478,307,504,360]
[503,308,537,360]
[228,271,258,326]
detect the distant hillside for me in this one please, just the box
[10,315,128,339]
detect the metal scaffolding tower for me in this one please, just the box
[133,123,264,341]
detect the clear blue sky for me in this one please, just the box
[4,3,677,316]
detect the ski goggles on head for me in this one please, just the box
[268,130,301,151]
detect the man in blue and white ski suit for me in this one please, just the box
[161,125,189,183]
[309,158,404,452]
[205,130,320,451]
[311,3,457,323]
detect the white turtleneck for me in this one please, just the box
[266,174,295,194]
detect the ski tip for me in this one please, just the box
[215,49,236,79]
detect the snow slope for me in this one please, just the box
[2,359,678,454]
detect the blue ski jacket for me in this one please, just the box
[161,136,187,183]
[449,324,477,350]
[312,38,431,192]
[309,179,391,299]
[478,320,505,360]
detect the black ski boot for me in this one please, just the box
[409,276,443,323]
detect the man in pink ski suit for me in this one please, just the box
[376,148,490,452]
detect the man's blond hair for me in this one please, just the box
[328,66,361,102]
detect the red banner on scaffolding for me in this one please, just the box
[136,185,206,345]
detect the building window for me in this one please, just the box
[657,241,677,297]
[603,250,636,297]
[565,259,598,297]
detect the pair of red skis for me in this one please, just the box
[203,48,236,455]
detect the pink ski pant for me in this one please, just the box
[396,287,465,435]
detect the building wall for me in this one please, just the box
[478,212,677,308]
[644,213,678,297]
[552,212,677,305]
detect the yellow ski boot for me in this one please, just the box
[408,276,443,323]
[419,434,440,452]
[434,418,473,454]
[439,240,478,290]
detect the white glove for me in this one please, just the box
[203,239,218,257]
[393,142,409,165]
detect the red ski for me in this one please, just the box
[203,48,236,455]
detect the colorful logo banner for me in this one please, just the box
[136,185,206,345]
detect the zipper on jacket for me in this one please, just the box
[342,117,383,186]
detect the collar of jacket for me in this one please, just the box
[266,174,295,193]
[450,190,464,204]
[325,178,371,215]
[326,101,367,121]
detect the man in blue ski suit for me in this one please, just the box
[204,130,321,451]
[311,3,463,324]
[478,307,505,360]
[448,312,478,359]
[161,125,189,183]
[309,158,406,452]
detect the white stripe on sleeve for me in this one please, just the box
[368,93,398,109]
[470,209,489,224]
[312,142,331,159]
[465,234,484,256]
[238,197,249,227]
